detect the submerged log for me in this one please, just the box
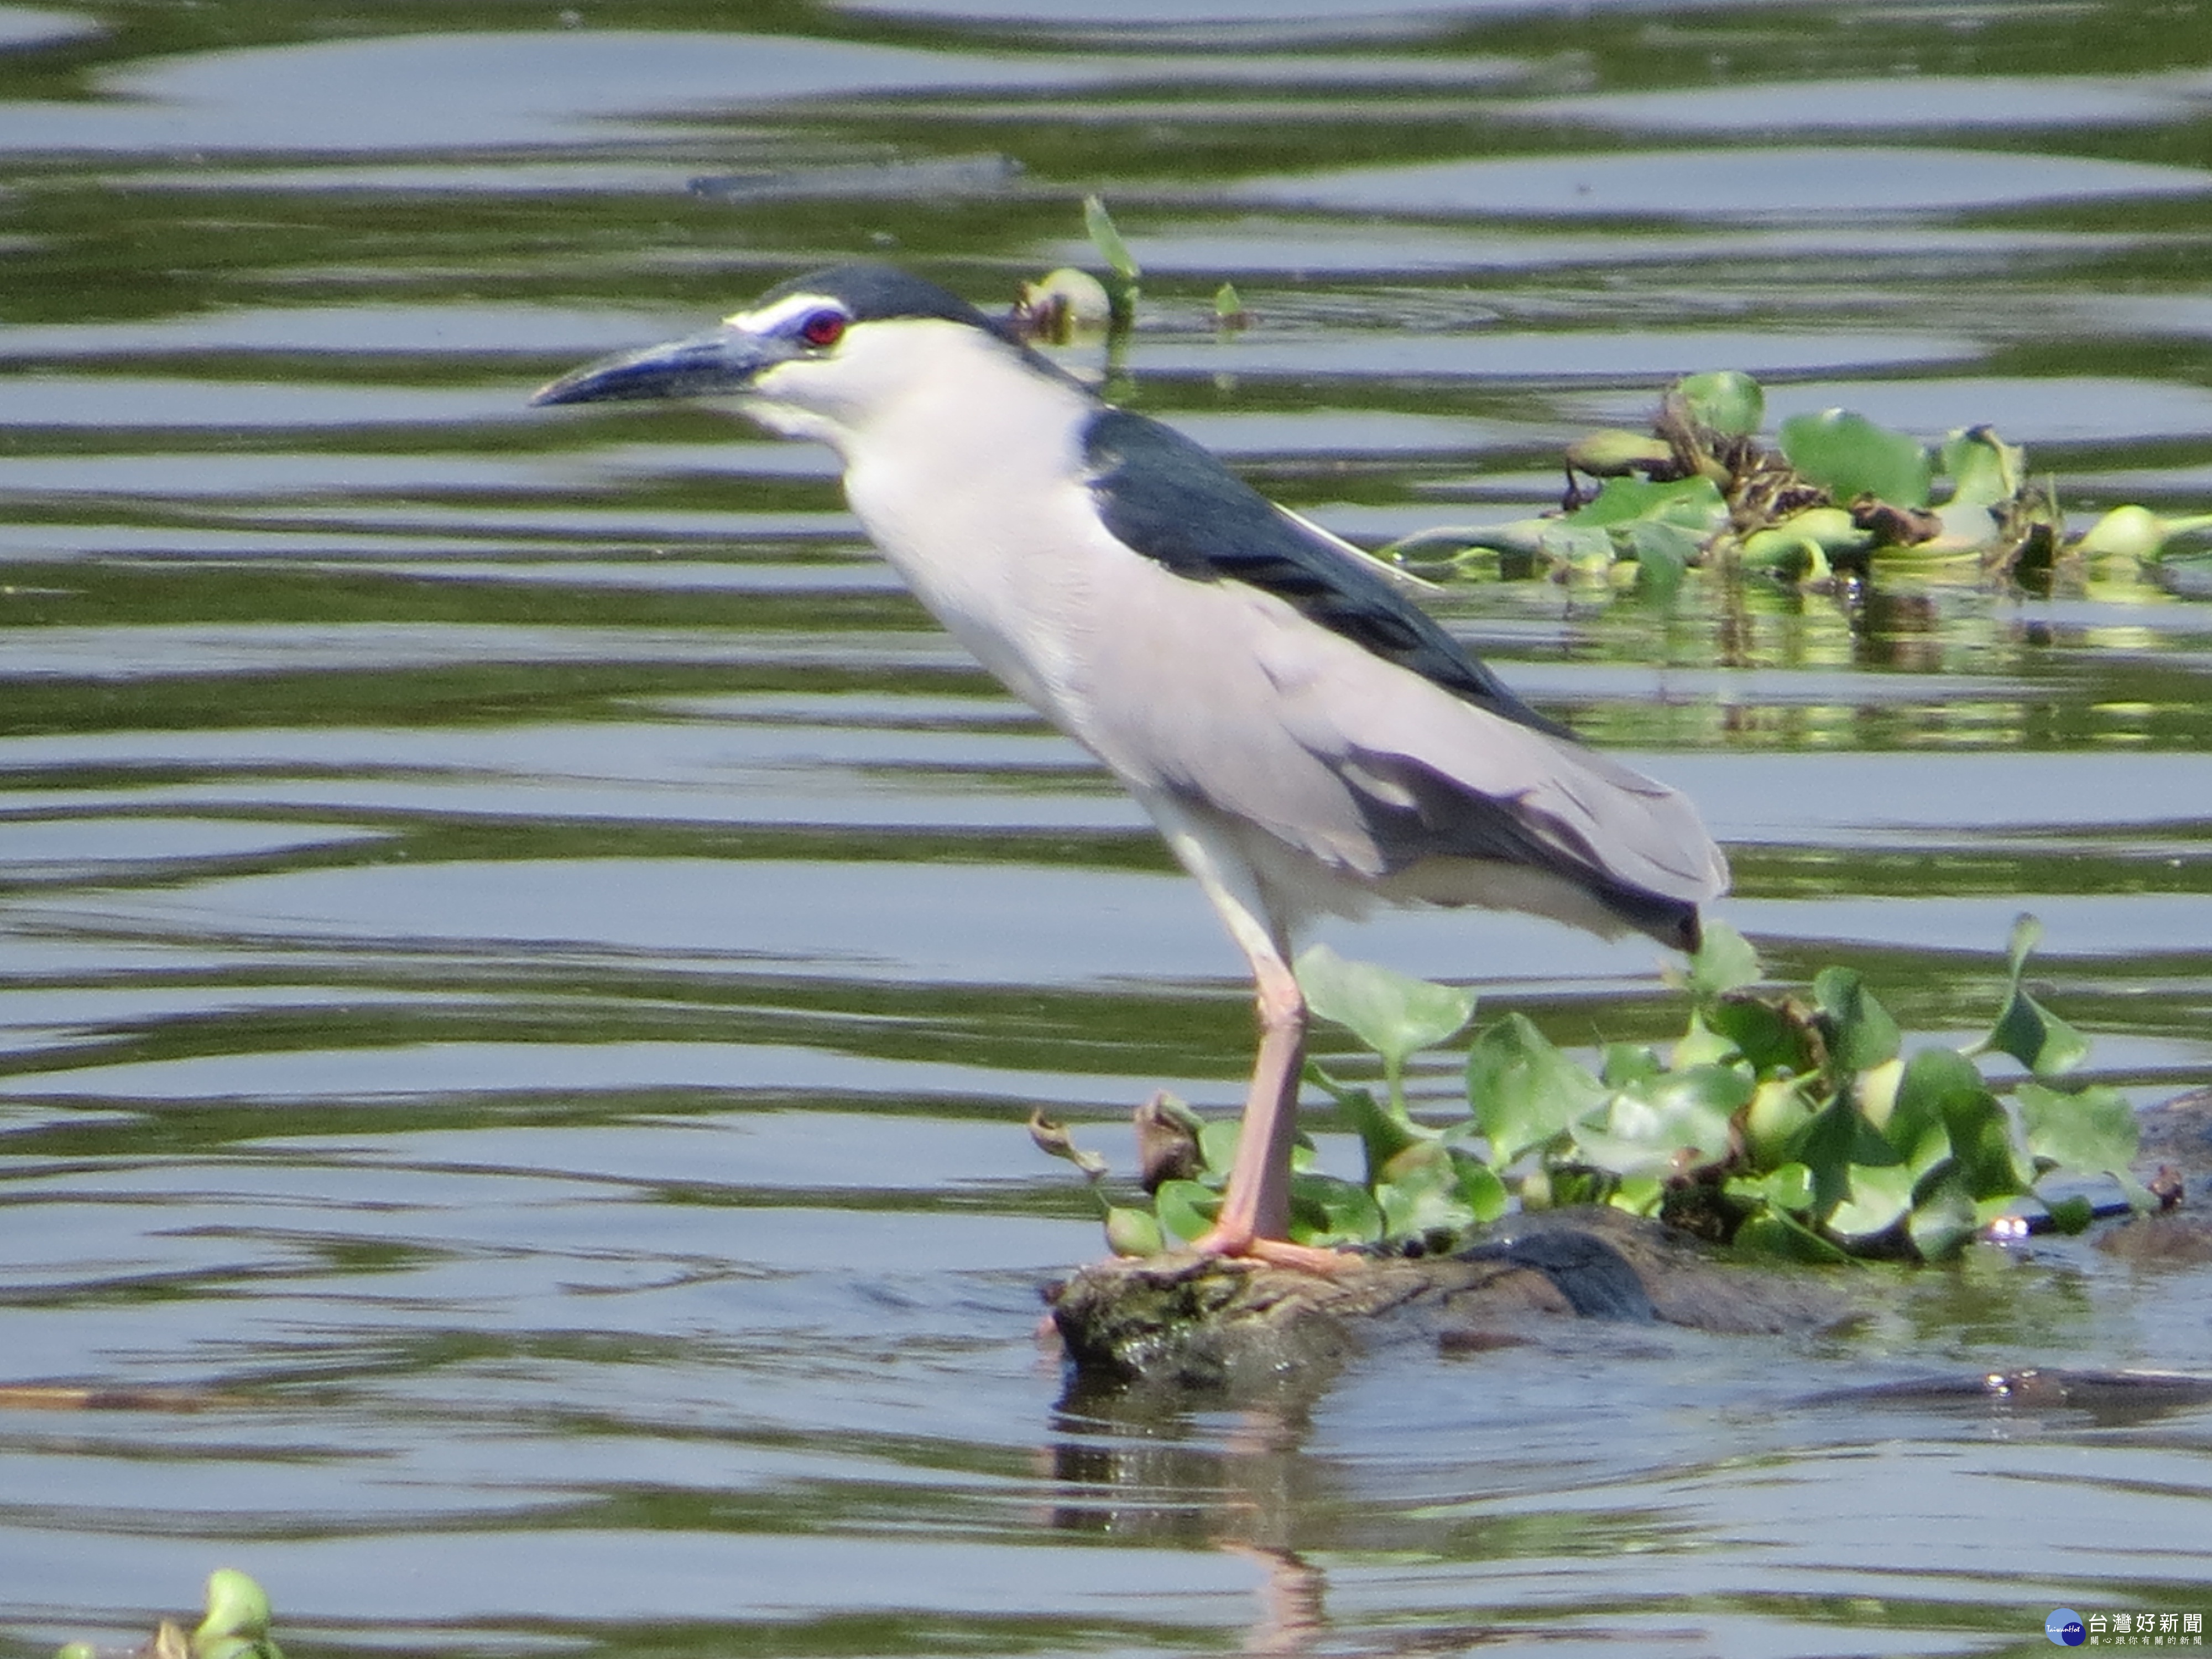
[1046,1206,1853,1390]
[2099,1085,2212,1265]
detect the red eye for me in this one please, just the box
[799,309,846,348]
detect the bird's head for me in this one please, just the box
[531,262,1051,452]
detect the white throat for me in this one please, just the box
[741,318,1105,722]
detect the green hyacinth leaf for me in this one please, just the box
[1827,1159,1917,1241]
[1081,194,1140,281]
[1735,1207,1853,1264]
[1906,1176,1979,1260]
[1677,369,1765,436]
[1939,425,2026,512]
[2018,1080,2139,1177]
[1621,519,1695,599]
[1563,472,1727,532]
[1947,1089,2037,1201]
[198,1572,273,1642]
[1975,914,2089,1077]
[1152,1179,1219,1244]
[1704,997,1809,1078]
[1297,944,1477,1077]
[1984,982,2091,1078]
[1195,1118,1243,1180]
[1813,967,1901,1074]
[1340,1076,1436,1183]
[1898,1043,2029,1201]
[1780,408,1934,508]
[1468,1013,1606,1166]
[1453,1152,1510,1225]
[1740,1077,1822,1168]
[2043,1193,2098,1235]
[1684,920,1763,1003]
[1574,1065,1750,1178]
[1375,1141,1475,1240]
[1565,428,1677,477]
[193,1572,279,1659]
[1671,1006,1740,1071]
[1289,1172,1385,1246]
[1760,1160,1818,1213]
[1104,1205,1166,1257]
[1603,1042,1662,1089]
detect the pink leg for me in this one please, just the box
[1140,797,1349,1272]
[1189,954,1349,1274]
[1201,953,1304,1246]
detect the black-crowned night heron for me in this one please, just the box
[535,263,1729,1269]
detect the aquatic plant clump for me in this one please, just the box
[1035,918,2149,1265]
[1380,369,2212,594]
[54,1569,282,1659]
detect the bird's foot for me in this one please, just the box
[1186,1225,1354,1276]
[1243,1237,1358,1275]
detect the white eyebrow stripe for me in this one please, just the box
[724,292,843,332]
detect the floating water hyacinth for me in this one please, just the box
[54,1569,281,1659]
[1040,919,2148,1264]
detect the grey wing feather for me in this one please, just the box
[1074,567,1727,950]
[1277,632,1726,946]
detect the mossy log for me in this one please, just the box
[1047,1206,1851,1391]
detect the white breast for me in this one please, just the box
[827,329,1125,738]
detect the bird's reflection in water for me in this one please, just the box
[1219,1543,1328,1658]
[1040,1374,1333,1655]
